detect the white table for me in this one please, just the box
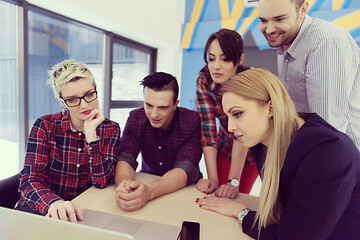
[72,172,258,240]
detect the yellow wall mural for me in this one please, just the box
[181,0,360,50]
[179,0,360,110]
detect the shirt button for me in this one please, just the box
[88,147,92,150]
[78,133,82,136]
[159,162,163,166]
[158,146,162,150]
[88,160,92,164]
[76,164,80,168]
[78,148,81,152]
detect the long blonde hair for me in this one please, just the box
[221,68,301,232]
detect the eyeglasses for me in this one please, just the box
[60,91,98,107]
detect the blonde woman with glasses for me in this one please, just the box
[16,60,121,223]
[196,68,360,239]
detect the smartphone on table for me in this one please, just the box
[177,221,200,240]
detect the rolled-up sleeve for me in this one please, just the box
[86,121,121,188]
[175,114,202,184]
[18,119,62,215]
[196,73,218,148]
[117,115,141,169]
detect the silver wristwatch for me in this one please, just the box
[228,178,239,187]
[238,208,250,222]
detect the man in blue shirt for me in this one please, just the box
[114,72,202,211]
[258,0,360,150]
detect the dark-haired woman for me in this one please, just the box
[195,29,258,198]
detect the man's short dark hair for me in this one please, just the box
[291,0,305,11]
[140,72,179,104]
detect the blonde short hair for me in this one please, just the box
[47,60,96,99]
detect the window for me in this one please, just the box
[0,1,19,179]
[0,0,156,179]
[110,38,156,131]
[27,9,104,128]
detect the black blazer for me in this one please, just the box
[243,113,360,240]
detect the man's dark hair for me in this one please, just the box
[291,0,305,11]
[140,72,179,104]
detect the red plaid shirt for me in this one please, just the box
[17,110,121,215]
[196,72,254,164]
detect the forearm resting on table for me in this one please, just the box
[228,140,248,180]
[203,146,218,180]
[147,168,187,201]
[115,161,136,186]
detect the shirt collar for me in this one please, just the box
[276,14,312,57]
[155,108,179,136]
[61,110,77,133]
[209,80,217,91]
[209,80,222,94]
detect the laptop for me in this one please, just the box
[0,206,133,240]
[79,209,181,240]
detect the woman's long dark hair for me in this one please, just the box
[200,28,249,80]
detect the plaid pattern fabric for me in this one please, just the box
[118,107,202,184]
[17,110,121,215]
[196,72,254,164]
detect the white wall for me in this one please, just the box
[27,0,185,79]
